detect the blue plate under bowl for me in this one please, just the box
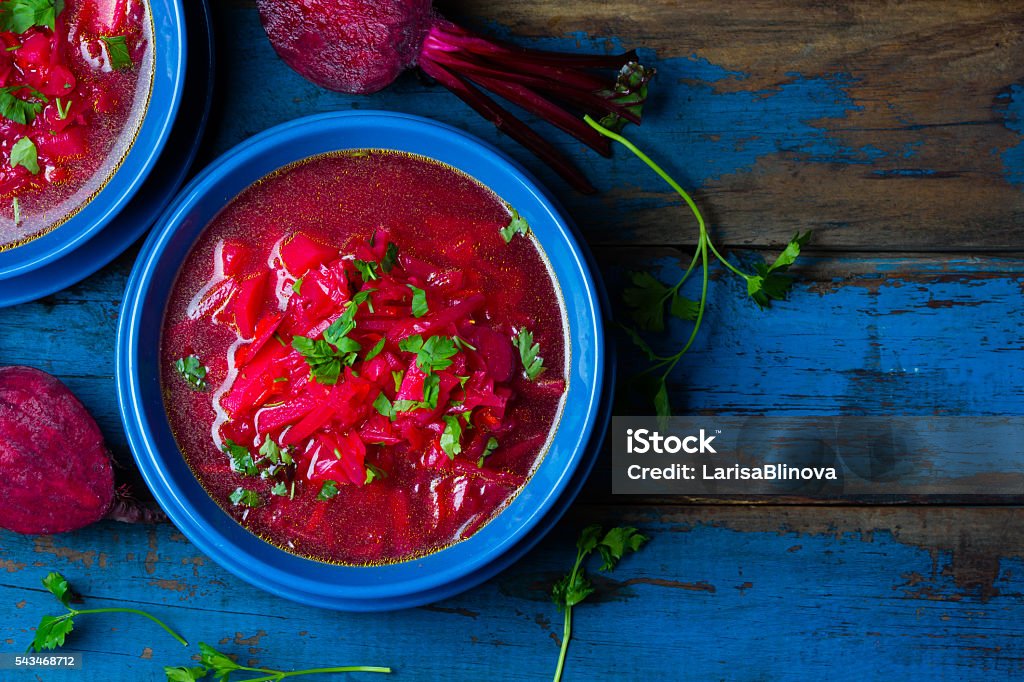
[0,0,187,280]
[117,111,608,610]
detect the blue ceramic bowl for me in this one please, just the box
[117,111,607,610]
[0,0,187,280]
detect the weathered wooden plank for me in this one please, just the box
[209,2,1024,249]
[3,505,1024,680]
[4,247,1024,502]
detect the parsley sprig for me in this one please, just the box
[175,355,208,391]
[164,642,390,681]
[584,115,811,419]
[30,572,187,653]
[551,526,648,682]
[514,328,545,380]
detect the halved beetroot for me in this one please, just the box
[0,366,114,534]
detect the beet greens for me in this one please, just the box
[256,0,654,192]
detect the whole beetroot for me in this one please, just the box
[0,366,161,535]
[256,0,654,193]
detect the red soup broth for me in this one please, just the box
[0,0,153,250]
[161,150,569,565]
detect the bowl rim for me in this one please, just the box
[117,111,606,606]
[0,0,188,279]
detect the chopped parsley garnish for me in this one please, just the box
[440,415,463,459]
[270,481,288,497]
[514,328,545,380]
[291,277,303,294]
[11,137,39,174]
[317,479,339,501]
[373,392,396,420]
[477,437,499,467]
[381,242,399,272]
[393,373,440,413]
[407,284,428,317]
[399,334,458,373]
[353,259,379,282]
[0,0,63,33]
[258,436,282,464]
[392,370,404,393]
[500,206,530,243]
[100,35,132,70]
[292,334,359,385]
[174,355,208,390]
[228,487,262,508]
[54,96,71,120]
[0,85,45,125]
[364,337,386,362]
[222,440,258,476]
[364,463,387,485]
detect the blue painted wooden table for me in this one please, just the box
[4,1,1024,679]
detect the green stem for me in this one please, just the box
[553,605,572,682]
[553,546,587,682]
[73,608,188,647]
[240,666,392,681]
[705,239,751,281]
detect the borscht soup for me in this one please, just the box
[161,150,569,565]
[0,0,153,250]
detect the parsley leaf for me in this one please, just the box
[10,136,38,174]
[100,35,132,70]
[365,337,386,362]
[174,355,208,391]
[373,392,396,420]
[364,463,387,485]
[500,206,530,243]
[42,571,70,606]
[746,232,812,309]
[407,284,428,317]
[291,277,303,294]
[596,526,649,571]
[222,440,257,477]
[514,328,545,380]
[0,0,63,33]
[440,415,463,459]
[353,259,379,282]
[399,334,458,373]
[228,487,262,508]
[381,242,399,272]
[258,436,281,464]
[0,85,45,124]
[270,481,288,497]
[317,479,339,501]
[392,370,404,393]
[32,615,74,652]
[477,437,499,467]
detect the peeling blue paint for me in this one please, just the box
[1000,85,1024,187]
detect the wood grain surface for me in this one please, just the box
[2,1,1024,679]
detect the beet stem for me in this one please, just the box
[419,55,597,193]
[420,19,654,192]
